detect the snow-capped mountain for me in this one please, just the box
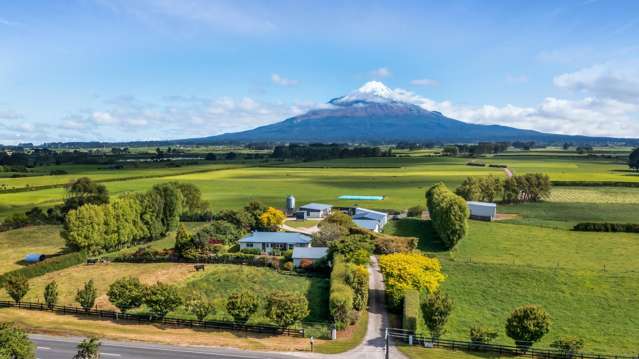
[197,82,624,144]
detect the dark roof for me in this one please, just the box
[239,231,312,244]
[299,203,333,211]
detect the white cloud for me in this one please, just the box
[371,67,391,78]
[271,73,299,86]
[553,64,639,102]
[410,78,439,86]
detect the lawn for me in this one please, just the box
[0,225,66,275]
[284,219,320,228]
[384,218,639,354]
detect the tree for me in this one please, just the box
[505,305,552,351]
[63,177,109,213]
[258,207,286,231]
[550,336,585,357]
[226,291,260,324]
[150,183,184,232]
[75,280,97,312]
[62,204,106,255]
[73,337,101,359]
[184,292,215,321]
[107,277,146,313]
[469,325,498,345]
[421,291,453,339]
[5,275,29,304]
[265,291,309,328]
[426,183,469,249]
[0,322,35,359]
[174,182,209,215]
[407,204,426,218]
[311,222,346,247]
[243,200,268,229]
[630,147,639,171]
[174,223,194,256]
[442,145,459,156]
[44,281,59,309]
[193,220,244,247]
[346,264,369,311]
[144,282,182,319]
[321,211,354,228]
[328,235,374,265]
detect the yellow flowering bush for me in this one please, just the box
[379,252,446,310]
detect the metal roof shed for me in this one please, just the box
[467,201,497,221]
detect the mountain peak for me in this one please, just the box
[356,81,393,97]
[330,81,402,105]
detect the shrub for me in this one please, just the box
[347,264,369,311]
[183,292,215,321]
[265,291,309,328]
[328,235,373,265]
[73,337,101,359]
[321,211,354,228]
[107,277,146,313]
[226,290,260,324]
[505,305,552,351]
[44,281,59,309]
[283,261,294,271]
[573,222,639,233]
[75,280,97,311]
[379,252,445,311]
[144,282,182,319]
[421,291,453,339]
[258,207,286,231]
[469,325,498,345]
[0,322,35,359]
[373,235,417,254]
[312,222,347,246]
[193,220,244,246]
[426,183,469,249]
[240,248,261,255]
[329,255,355,329]
[550,336,585,356]
[4,275,29,304]
[407,205,425,218]
[402,289,420,331]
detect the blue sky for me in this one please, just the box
[1,0,639,144]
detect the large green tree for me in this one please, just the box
[265,291,309,328]
[107,277,146,313]
[505,304,552,351]
[63,177,109,213]
[150,183,184,232]
[0,322,35,359]
[426,183,469,249]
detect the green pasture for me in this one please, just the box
[384,218,639,354]
[500,202,639,229]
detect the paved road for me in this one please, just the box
[31,335,299,359]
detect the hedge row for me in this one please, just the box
[402,289,420,332]
[426,183,469,249]
[0,251,87,288]
[552,181,639,188]
[488,164,508,168]
[329,255,355,330]
[573,222,639,233]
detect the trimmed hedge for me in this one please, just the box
[0,251,87,288]
[426,183,469,249]
[573,222,639,233]
[329,255,355,330]
[403,289,420,331]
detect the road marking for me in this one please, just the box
[37,346,51,350]
[101,353,122,357]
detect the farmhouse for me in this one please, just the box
[292,247,328,267]
[467,201,497,221]
[352,207,388,230]
[239,232,312,254]
[299,203,333,218]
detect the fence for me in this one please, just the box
[0,300,305,337]
[386,328,638,359]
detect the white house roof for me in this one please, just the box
[299,203,333,211]
[353,219,380,231]
[292,247,329,259]
[353,207,387,221]
[239,232,312,244]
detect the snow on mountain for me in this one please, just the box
[330,81,408,105]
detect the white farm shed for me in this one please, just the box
[467,201,497,221]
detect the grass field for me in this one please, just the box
[0,225,66,275]
[384,218,639,354]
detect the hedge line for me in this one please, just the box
[402,289,420,332]
[552,181,639,188]
[426,183,469,249]
[573,222,639,233]
[329,255,355,330]
[0,251,86,288]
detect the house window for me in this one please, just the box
[245,243,253,248]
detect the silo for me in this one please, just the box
[286,195,296,215]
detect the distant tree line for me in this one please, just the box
[271,143,391,161]
[455,173,551,203]
[630,147,639,171]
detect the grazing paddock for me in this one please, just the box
[549,187,639,204]
[0,225,65,275]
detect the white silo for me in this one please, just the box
[286,195,296,215]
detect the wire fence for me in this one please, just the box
[386,328,639,359]
[0,300,307,337]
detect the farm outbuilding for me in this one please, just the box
[467,201,497,221]
[292,247,328,268]
[353,207,388,229]
[299,203,333,218]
